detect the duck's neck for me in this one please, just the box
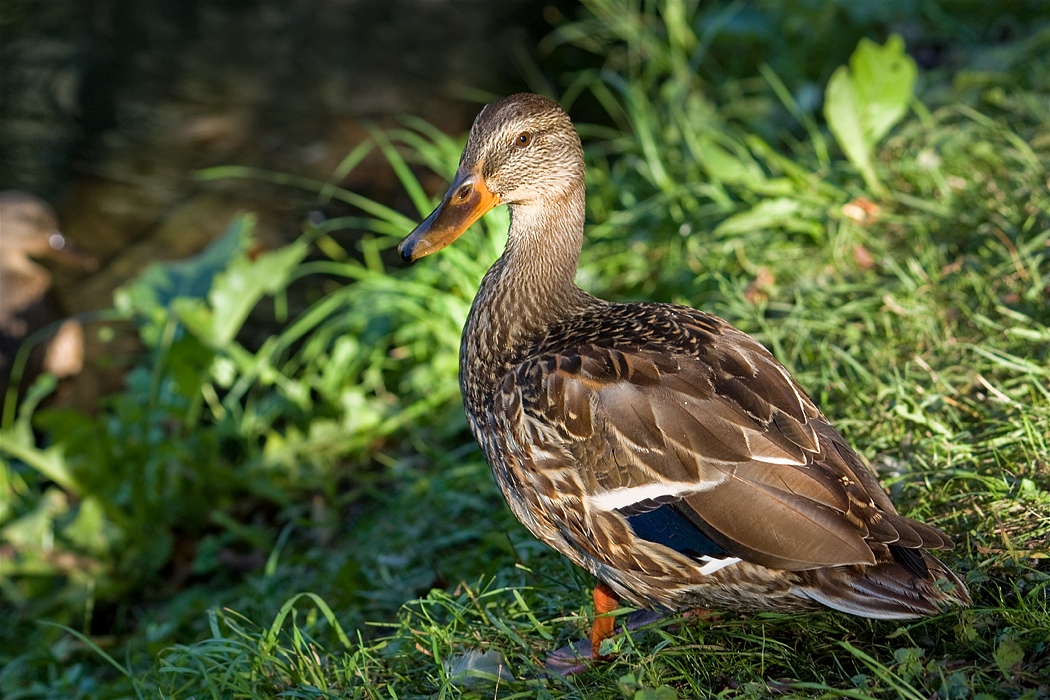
[462,183,592,387]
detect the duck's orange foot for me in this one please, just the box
[590,582,620,658]
[545,583,618,675]
[543,610,666,675]
[544,584,666,677]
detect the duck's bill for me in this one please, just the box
[44,231,99,271]
[398,166,500,263]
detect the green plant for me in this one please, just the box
[1,216,307,610]
[0,115,517,696]
[824,35,917,197]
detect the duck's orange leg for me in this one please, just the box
[590,582,620,658]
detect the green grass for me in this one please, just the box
[2,1,1049,698]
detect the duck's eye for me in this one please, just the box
[454,183,473,202]
[515,131,532,148]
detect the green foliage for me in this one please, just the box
[0,116,511,618]
[0,115,513,697]
[3,0,1049,698]
[550,0,844,307]
[1,219,305,611]
[825,35,917,196]
[618,673,679,700]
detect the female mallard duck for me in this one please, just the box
[0,191,90,397]
[398,94,970,667]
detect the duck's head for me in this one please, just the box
[0,191,96,272]
[0,191,64,261]
[399,93,584,263]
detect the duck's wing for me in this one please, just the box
[496,308,953,574]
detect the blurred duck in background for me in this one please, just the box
[0,190,94,406]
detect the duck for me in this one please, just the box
[397,93,971,670]
[0,191,90,401]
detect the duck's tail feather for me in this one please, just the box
[800,549,971,620]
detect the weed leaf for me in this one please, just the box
[994,635,1025,678]
[712,197,801,237]
[179,239,308,348]
[114,215,253,341]
[825,35,917,196]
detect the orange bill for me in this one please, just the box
[398,163,500,263]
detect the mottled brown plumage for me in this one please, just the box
[398,94,970,665]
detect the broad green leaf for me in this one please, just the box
[851,35,917,144]
[825,35,917,196]
[114,212,306,349]
[825,66,877,192]
[694,135,766,190]
[65,496,121,556]
[178,240,309,348]
[0,487,67,553]
[114,215,254,342]
[712,197,801,237]
[115,215,251,317]
[893,647,925,683]
[0,420,79,494]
